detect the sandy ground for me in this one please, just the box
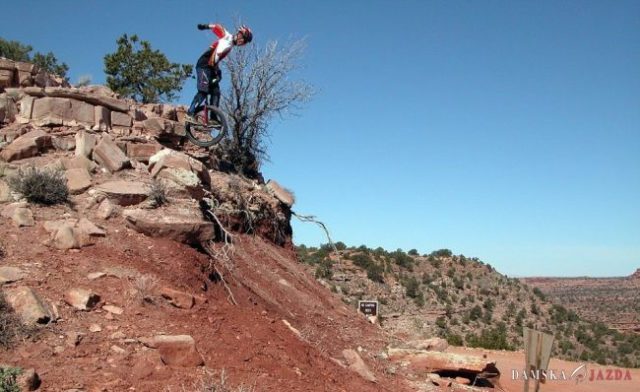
[451,346,640,392]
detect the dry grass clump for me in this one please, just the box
[8,167,68,205]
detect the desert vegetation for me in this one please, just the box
[7,167,69,205]
[297,243,640,368]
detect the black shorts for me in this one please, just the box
[196,66,221,94]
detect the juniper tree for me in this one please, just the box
[104,34,192,103]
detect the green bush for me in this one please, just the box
[446,333,464,346]
[0,37,69,79]
[357,245,370,252]
[531,302,540,315]
[446,267,455,278]
[314,259,334,279]
[392,250,414,269]
[298,246,331,265]
[0,367,21,392]
[404,276,420,298]
[350,253,384,283]
[532,287,546,301]
[351,253,374,269]
[366,262,385,283]
[466,323,512,350]
[8,167,68,205]
[430,249,453,258]
[334,241,347,251]
[104,34,192,103]
[414,291,425,307]
[469,305,482,321]
[408,249,419,256]
[483,298,495,311]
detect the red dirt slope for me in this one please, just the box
[1,205,413,391]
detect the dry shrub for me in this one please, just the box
[8,167,68,205]
[149,180,168,207]
[198,369,256,392]
[127,273,158,305]
[0,292,21,349]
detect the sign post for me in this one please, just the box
[358,300,379,323]
[523,328,554,392]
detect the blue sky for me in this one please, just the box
[3,1,639,277]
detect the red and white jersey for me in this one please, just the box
[208,24,234,66]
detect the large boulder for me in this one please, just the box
[148,149,209,198]
[44,218,106,249]
[146,335,204,367]
[52,135,76,151]
[0,93,17,123]
[3,286,53,325]
[126,143,161,164]
[0,128,51,162]
[65,168,92,194]
[0,69,14,90]
[62,154,97,173]
[111,111,132,128]
[69,99,95,126]
[94,180,149,206]
[41,86,128,112]
[17,95,35,122]
[92,135,130,172]
[30,96,71,126]
[388,349,500,376]
[265,180,295,208]
[75,130,97,157]
[0,123,31,144]
[94,105,110,131]
[123,205,214,244]
[50,223,80,250]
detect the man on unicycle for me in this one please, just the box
[186,23,253,124]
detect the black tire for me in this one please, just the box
[185,105,228,147]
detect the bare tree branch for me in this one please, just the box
[222,38,314,170]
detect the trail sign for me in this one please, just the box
[523,327,555,392]
[358,300,378,317]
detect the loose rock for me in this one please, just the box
[342,349,376,382]
[64,288,101,311]
[4,286,53,325]
[151,335,205,367]
[159,287,195,309]
[0,266,24,284]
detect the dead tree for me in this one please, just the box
[221,39,313,175]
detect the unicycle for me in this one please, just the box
[185,104,229,147]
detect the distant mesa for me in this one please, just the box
[631,268,640,280]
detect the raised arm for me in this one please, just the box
[197,23,228,38]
